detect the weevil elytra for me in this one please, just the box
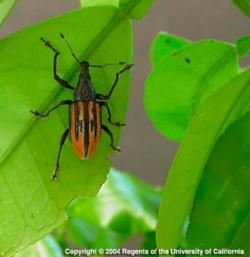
[31,33,133,180]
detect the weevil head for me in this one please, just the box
[80,61,90,79]
[81,60,89,67]
[75,60,95,101]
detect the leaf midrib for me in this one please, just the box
[0,0,142,166]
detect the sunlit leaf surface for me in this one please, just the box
[150,32,190,65]
[14,235,63,257]
[145,36,239,141]
[0,0,154,256]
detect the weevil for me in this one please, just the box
[31,33,133,180]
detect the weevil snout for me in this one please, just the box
[81,61,89,66]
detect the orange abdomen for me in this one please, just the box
[69,101,101,159]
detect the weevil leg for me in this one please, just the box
[101,124,121,153]
[51,128,69,181]
[98,101,125,127]
[96,64,134,100]
[40,37,74,90]
[31,99,72,118]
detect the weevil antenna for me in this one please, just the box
[90,62,127,68]
[60,33,81,64]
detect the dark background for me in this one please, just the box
[0,0,249,186]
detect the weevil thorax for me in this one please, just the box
[74,61,96,101]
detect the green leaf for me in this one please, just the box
[145,39,239,141]
[0,0,16,25]
[0,1,153,256]
[151,32,191,65]
[156,69,250,252]
[124,0,154,20]
[80,0,154,19]
[80,0,119,7]
[14,235,63,257]
[141,232,158,256]
[65,168,161,249]
[236,35,250,57]
[230,214,250,254]
[231,0,250,18]
[186,112,250,249]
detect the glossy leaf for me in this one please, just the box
[151,32,191,65]
[64,168,161,249]
[145,39,239,141]
[236,34,250,57]
[231,0,250,17]
[186,112,250,249]
[0,1,153,256]
[0,0,16,25]
[15,235,63,257]
[156,69,250,252]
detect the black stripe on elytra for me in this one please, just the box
[91,103,98,140]
[74,102,79,141]
[84,102,89,158]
